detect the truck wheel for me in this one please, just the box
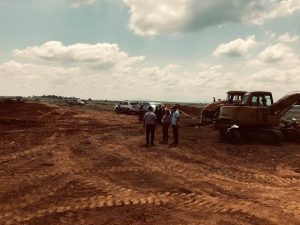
[230,128,242,144]
[219,129,227,142]
[296,130,300,143]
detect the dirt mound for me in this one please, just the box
[0,102,50,116]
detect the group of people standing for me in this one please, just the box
[143,105,180,147]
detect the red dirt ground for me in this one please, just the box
[0,102,299,225]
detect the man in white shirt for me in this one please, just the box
[143,106,157,146]
[171,105,180,146]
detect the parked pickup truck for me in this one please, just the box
[115,100,139,114]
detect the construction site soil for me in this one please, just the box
[0,102,299,225]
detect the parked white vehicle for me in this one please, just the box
[139,102,164,111]
[115,101,139,114]
[65,99,85,106]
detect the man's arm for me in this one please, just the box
[176,112,180,126]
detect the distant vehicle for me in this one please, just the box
[65,99,85,106]
[115,100,140,114]
[139,102,164,112]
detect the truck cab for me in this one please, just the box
[240,91,273,107]
[219,91,279,127]
[227,91,247,104]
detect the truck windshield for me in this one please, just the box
[241,94,250,104]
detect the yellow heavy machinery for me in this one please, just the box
[200,91,246,123]
[218,91,300,144]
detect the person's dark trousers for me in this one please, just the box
[162,124,169,144]
[146,124,156,145]
[172,125,179,145]
[139,110,144,121]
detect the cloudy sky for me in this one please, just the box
[0,0,300,102]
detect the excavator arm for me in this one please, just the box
[270,92,300,117]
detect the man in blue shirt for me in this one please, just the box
[171,105,180,146]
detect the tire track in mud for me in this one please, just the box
[1,193,171,225]
[96,137,300,195]
[164,149,300,186]
[77,175,141,197]
[91,145,299,223]
[88,143,237,194]
[0,133,59,164]
[0,147,47,163]
[164,157,300,186]
[38,110,60,120]
[72,151,290,223]
[0,178,71,217]
[0,170,75,200]
[0,172,136,222]
[173,192,296,224]
[105,145,239,193]
[107,166,151,173]
[2,105,299,225]
[281,201,300,218]
[3,190,296,225]
[57,131,299,224]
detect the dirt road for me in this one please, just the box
[0,102,299,225]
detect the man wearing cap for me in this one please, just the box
[171,105,180,146]
[143,106,157,146]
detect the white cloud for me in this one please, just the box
[134,63,237,101]
[213,35,256,57]
[2,38,300,102]
[124,0,300,36]
[0,58,236,101]
[0,61,83,96]
[252,67,300,83]
[243,0,300,25]
[258,43,298,64]
[70,0,96,7]
[241,66,300,100]
[265,31,277,39]
[12,41,145,70]
[278,33,299,43]
[0,61,80,78]
[124,0,188,36]
[1,57,299,102]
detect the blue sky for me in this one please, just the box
[0,0,300,102]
